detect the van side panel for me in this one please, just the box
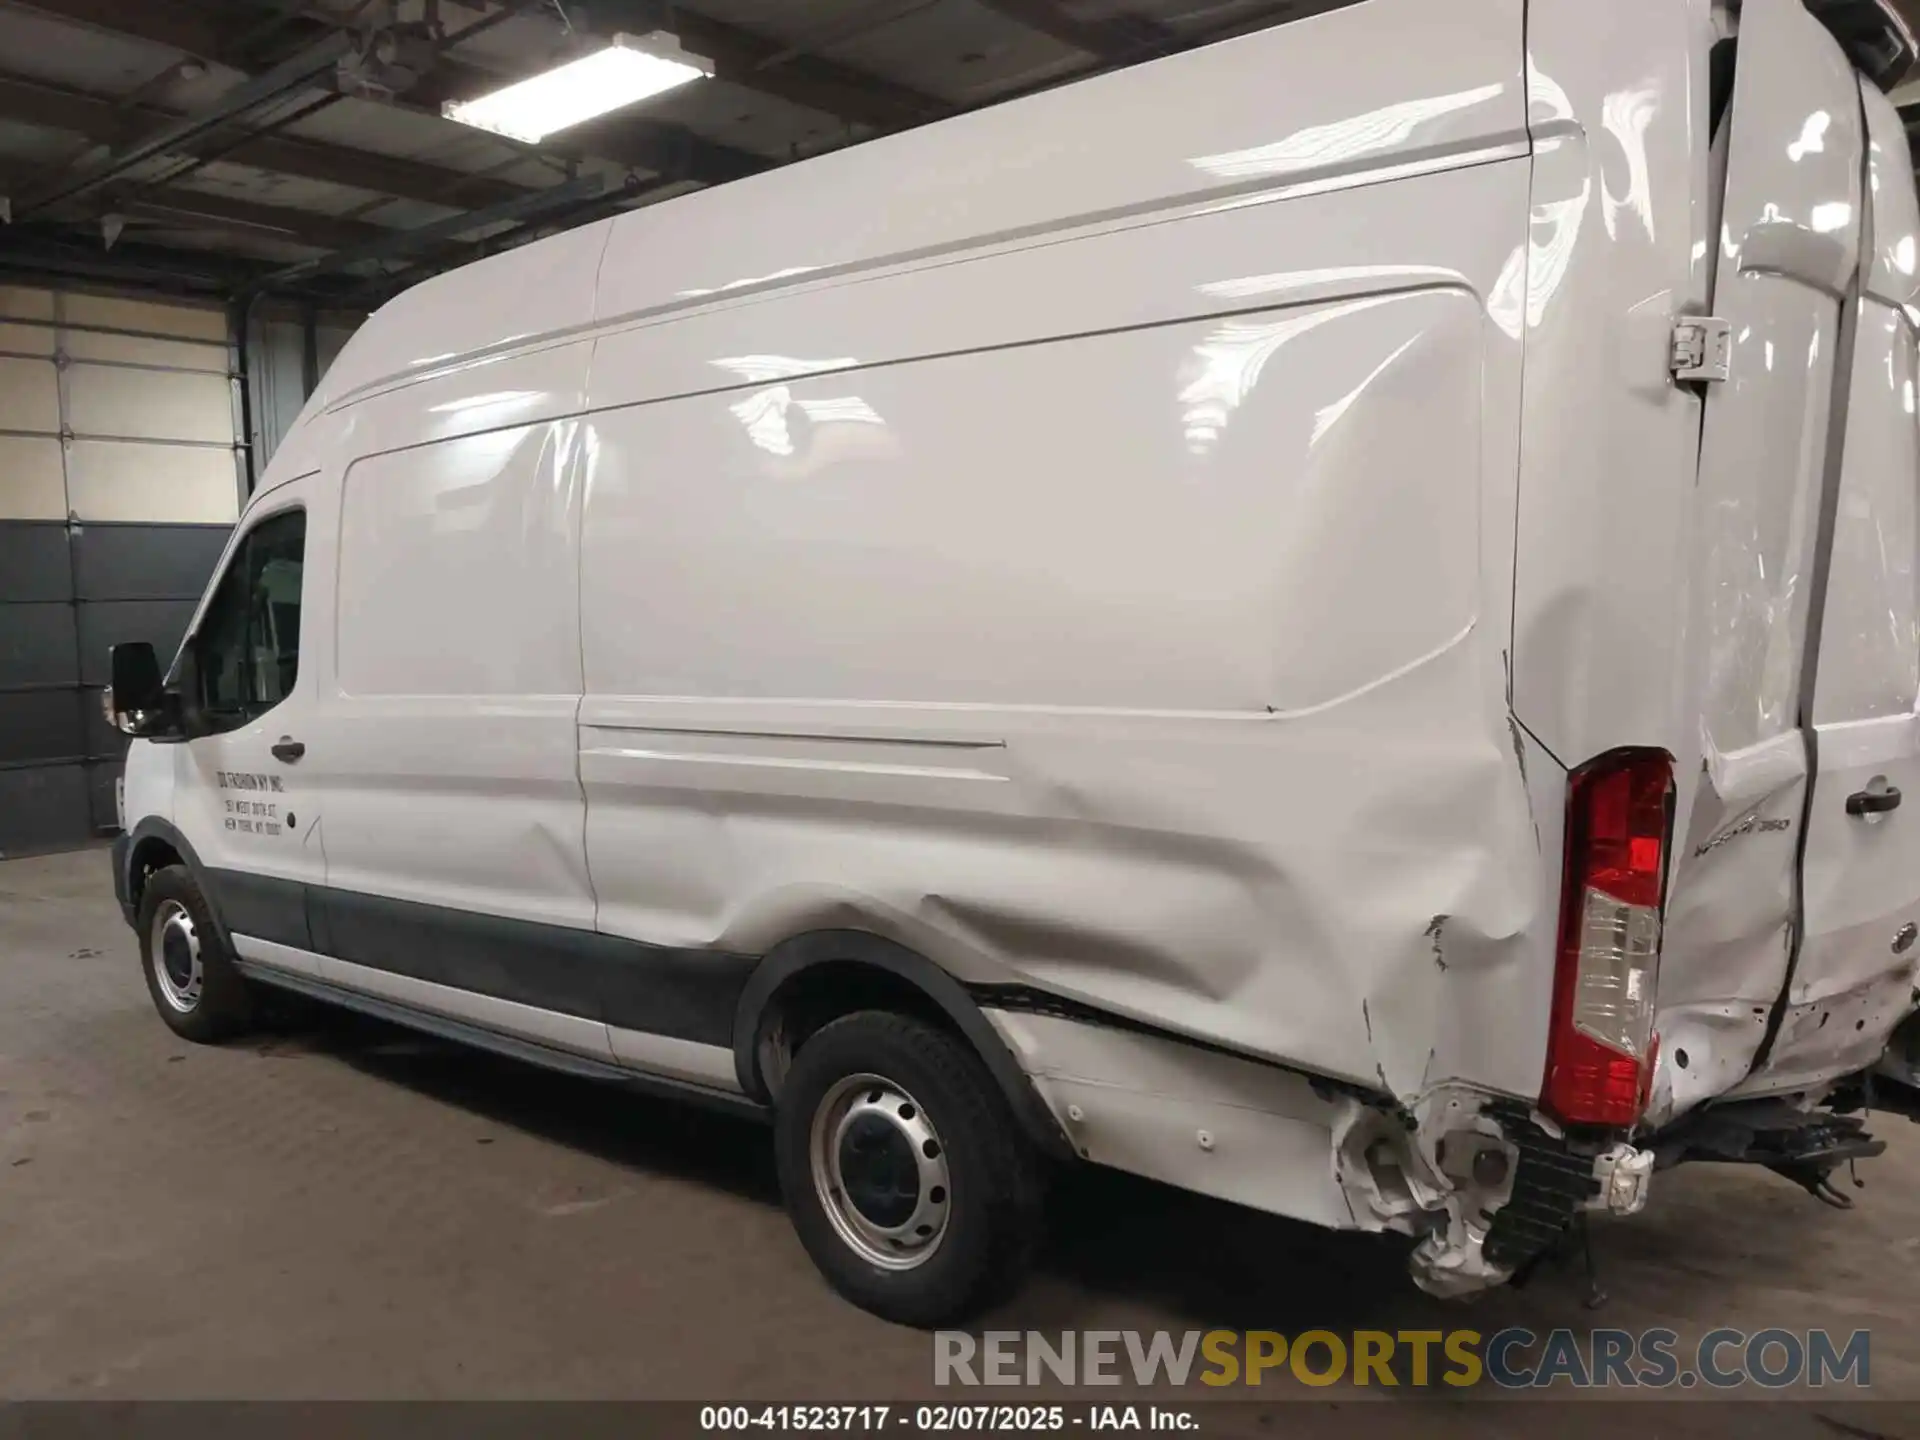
[588,293,1478,714]
[579,130,1544,1096]
[1508,0,1716,770]
[312,353,597,938]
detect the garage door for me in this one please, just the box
[0,284,241,855]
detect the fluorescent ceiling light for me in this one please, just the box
[443,31,713,145]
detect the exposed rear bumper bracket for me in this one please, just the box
[1481,1101,1602,1273]
[1652,1098,1887,1200]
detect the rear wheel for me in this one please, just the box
[137,865,254,1043]
[775,1011,1045,1326]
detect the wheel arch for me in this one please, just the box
[121,819,230,945]
[733,930,1074,1161]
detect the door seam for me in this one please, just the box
[1749,74,1875,1075]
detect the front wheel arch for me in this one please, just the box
[122,818,228,941]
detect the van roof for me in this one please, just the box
[311,0,1526,414]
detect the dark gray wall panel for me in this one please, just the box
[0,602,79,689]
[73,522,230,601]
[76,600,197,686]
[0,763,92,855]
[0,523,73,602]
[1,286,252,854]
[0,689,83,765]
[88,759,122,833]
[0,526,221,851]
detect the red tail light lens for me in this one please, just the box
[1541,748,1675,1128]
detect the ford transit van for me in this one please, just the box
[104,0,1920,1325]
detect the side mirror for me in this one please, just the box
[105,642,172,737]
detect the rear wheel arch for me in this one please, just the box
[733,930,1074,1161]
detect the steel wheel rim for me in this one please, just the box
[150,899,203,1013]
[809,1072,952,1271]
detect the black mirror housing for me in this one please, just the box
[106,642,175,737]
[111,642,163,708]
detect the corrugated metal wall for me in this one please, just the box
[0,285,241,854]
[247,307,361,468]
[0,285,360,855]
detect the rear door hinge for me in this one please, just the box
[1671,315,1732,383]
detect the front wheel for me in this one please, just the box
[137,865,255,1043]
[775,1011,1046,1327]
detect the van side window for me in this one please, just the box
[194,509,306,731]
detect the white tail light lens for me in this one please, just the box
[1571,886,1661,1058]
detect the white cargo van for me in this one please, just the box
[104,0,1920,1325]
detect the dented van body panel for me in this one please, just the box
[569,0,1545,1117]
[112,0,1920,1305]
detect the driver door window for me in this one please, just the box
[193,509,306,733]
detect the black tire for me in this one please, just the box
[136,864,255,1043]
[775,1010,1046,1327]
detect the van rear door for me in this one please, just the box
[1737,74,1920,1099]
[1654,0,1920,1122]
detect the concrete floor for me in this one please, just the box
[3,848,1919,1427]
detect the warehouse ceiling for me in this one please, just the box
[0,0,1356,304]
[0,0,1916,307]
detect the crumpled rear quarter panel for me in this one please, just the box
[581,289,1552,1102]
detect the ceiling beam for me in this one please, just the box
[970,0,1176,60]
[0,71,534,207]
[676,10,950,129]
[544,112,768,183]
[122,189,391,250]
[0,229,270,293]
[0,0,230,59]
[13,28,355,218]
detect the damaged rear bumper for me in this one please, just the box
[986,1000,1916,1300]
[983,1005,1644,1298]
[1338,1093,1651,1298]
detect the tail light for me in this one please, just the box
[1541,748,1675,1128]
